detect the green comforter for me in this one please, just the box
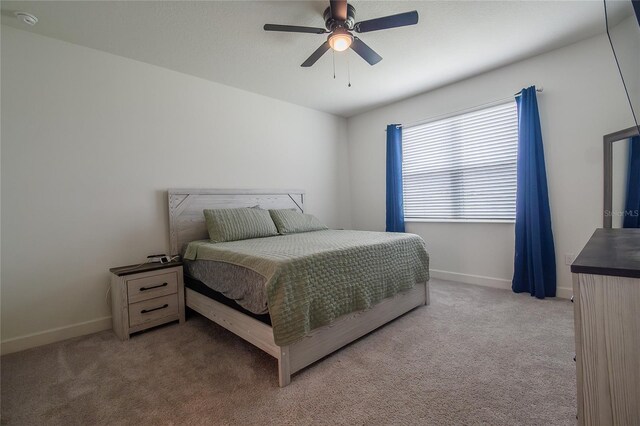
[184,229,429,346]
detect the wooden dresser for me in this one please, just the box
[571,229,640,426]
[110,261,185,340]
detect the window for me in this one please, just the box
[402,102,518,222]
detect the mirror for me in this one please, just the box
[612,138,632,227]
[604,0,640,134]
[604,127,640,228]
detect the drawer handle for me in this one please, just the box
[139,282,168,291]
[141,304,169,314]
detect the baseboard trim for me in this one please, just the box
[430,269,572,300]
[1,316,112,355]
[0,270,572,355]
[555,287,573,300]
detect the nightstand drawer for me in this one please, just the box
[128,294,179,327]
[127,272,178,303]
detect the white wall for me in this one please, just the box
[0,26,350,353]
[346,32,636,297]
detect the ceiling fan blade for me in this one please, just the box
[350,37,382,65]
[301,41,331,67]
[264,24,327,34]
[354,11,419,33]
[330,0,348,21]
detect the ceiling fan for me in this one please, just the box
[263,0,419,67]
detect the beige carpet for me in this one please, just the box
[1,279,576,425]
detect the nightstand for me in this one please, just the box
[109,261,185,340]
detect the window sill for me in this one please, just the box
[405,218,515,224]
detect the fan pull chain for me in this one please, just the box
[347,50,352,88]
[332,50,336,79]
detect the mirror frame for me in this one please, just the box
[603,125,640,228]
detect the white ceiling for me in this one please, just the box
[0,1,631,117]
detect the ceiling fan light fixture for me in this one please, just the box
[264,1,419,67]
[328,30,353,52]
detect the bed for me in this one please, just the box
[168,188,429,386]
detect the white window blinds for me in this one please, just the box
[402,102,518,222]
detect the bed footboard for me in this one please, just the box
[187,281,429,387]
[285,281,428,384]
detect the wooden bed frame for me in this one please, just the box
[168,188,429,387]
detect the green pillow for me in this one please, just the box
[269,209,328,235]
[203,208,278,243]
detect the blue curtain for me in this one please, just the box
[386,124,405,232]
[512,86,556,299]
[623,136,640,228]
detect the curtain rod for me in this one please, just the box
[385,86,543,131]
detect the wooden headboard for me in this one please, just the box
[168,188,305,256]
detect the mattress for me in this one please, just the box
[184,259,268,314]
[183,274,271,325]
